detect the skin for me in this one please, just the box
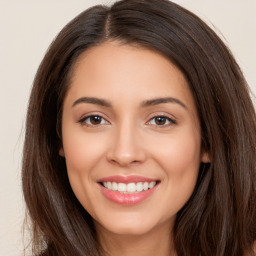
[60,41,209,256]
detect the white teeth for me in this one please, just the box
[117,183,126,192]
[149,181,156,189]
[112,182,118,191]
[136,182,143,192]
[127,183,136,193]
[107,181,111,190]
[143,182,149,190]
[102,181,157,193]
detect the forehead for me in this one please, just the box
[66,41,196,112]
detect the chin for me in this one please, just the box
[94,210,174,238]
[99,223,156,237]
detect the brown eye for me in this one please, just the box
[155,116,168,125]
[79,115,108,126]
[148,116,176,126]
[89,116,102,125]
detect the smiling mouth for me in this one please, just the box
[98,177,160,205]
[99,181,159,193]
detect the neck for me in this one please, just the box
[96,222,177,256]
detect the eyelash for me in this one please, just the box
[146,115,176,127]
[78,115,109,127]
[78,114,176,128]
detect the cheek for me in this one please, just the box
[153,128,201,173]
[152,129,201,205]
[61,130,107,212]
[62,129,107,174]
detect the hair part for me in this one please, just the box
[22,0,256,255]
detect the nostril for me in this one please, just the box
[106,140,147,166]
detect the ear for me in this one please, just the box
[59,147,65,157]
[201,150,210,163]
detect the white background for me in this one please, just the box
[0,1,255,255]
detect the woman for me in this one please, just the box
[22,0,256,255]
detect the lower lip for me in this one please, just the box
[99,185,158,205]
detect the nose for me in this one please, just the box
[106,122,147,167]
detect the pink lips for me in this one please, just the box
[99,175,156,184]
[98,175,159,205]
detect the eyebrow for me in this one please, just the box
[72,96,187,109]
[72,97,112,107]
[141,97,187,109]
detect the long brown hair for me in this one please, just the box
[22,0,256,255]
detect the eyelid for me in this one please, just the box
[77,112,110,127]
[146,113,177,127]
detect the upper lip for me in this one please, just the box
[98,175,159,184]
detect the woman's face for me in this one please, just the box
[60,41,209,237]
